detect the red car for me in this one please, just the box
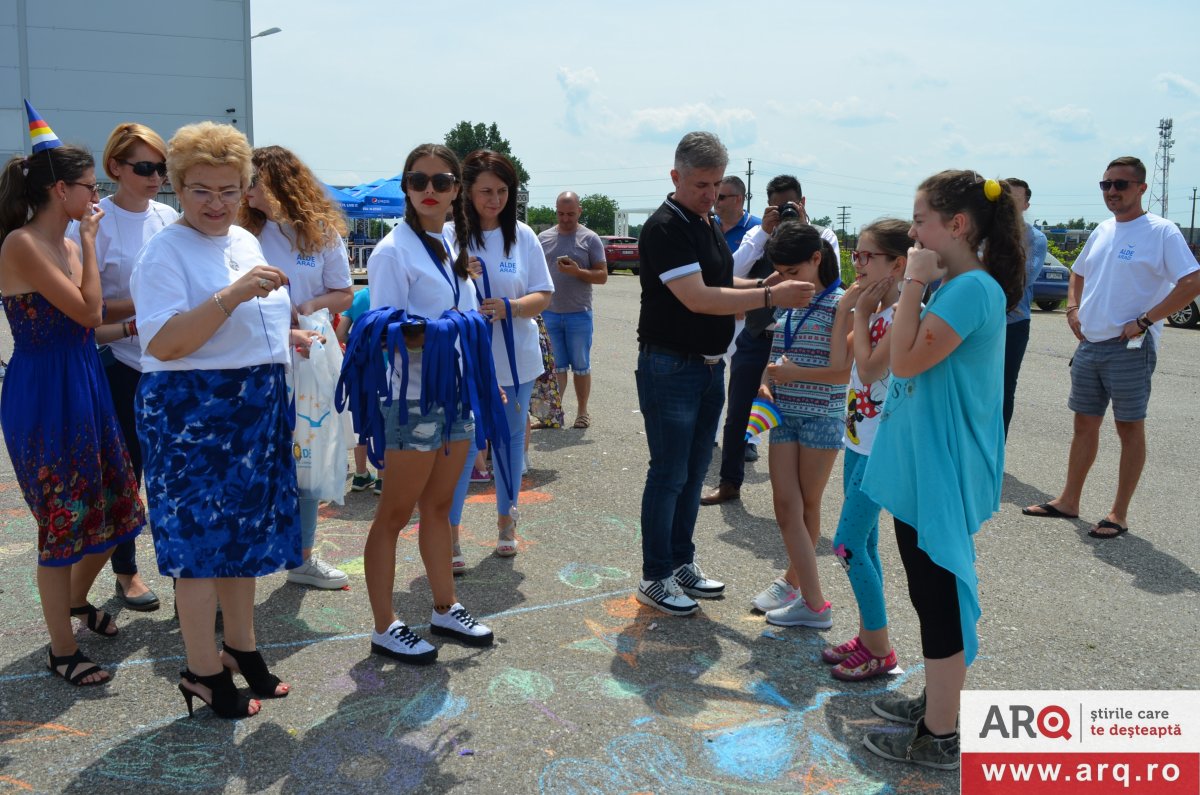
[601,236,639,274]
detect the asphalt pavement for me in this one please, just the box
[0,273,1197,794]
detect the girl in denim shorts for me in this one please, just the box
[755,222,848,631]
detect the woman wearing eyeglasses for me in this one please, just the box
[66,123,177,613]
[361,143,495,665]
[1,144,145,687]
[239,145,353,590]
[131,122,316,719]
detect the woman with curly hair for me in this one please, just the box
[240,145,353,590]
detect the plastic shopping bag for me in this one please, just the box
[292,309,348,503]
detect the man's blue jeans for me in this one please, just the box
[636,348,725,582]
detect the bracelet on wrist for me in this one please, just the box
[756,277,766,289]
[128,319,137,337]
[904,277,926,288]
[764,285,773,309]
[1065,305,1079,313]
[213,292,233,319]
[1136,314,1152,331]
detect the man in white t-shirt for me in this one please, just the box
[1023,156,1200,538]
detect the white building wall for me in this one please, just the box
[1,0,251,163]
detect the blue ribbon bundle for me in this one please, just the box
[335,306,514,503]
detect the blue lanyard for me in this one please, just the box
[421,233,461,308]
[783,278,841,351]
[471,259,522,391]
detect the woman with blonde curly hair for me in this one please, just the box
[240,145,353,590]
[132,122,319,718]
[66,122,177,612]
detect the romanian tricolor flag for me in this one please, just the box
[24,99,62,153]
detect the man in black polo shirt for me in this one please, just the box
[635,131,814,616]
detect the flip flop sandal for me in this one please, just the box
[47,648,108,686]
[1021,503,1080,519]
[1088,519,1129,539]
[495,513,519,557]
[572,414,591,429]
[70,603,118,637]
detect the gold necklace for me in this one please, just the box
[181,219,239,271]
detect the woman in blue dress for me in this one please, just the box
[132,122,318,719]
[0,143,145,687]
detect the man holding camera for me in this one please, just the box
[539,191,608,429]
[702,175,841,505]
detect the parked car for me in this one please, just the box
[1031,253,1069,311]
[1166,299,1199,328]
[601,236,639,274]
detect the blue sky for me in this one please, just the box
[250,0,1200,231]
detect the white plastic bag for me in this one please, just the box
[292,309,348,503]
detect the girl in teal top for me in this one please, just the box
[860,171,1026,770]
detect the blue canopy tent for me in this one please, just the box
[323,183,364,217]
[354,177,406,217]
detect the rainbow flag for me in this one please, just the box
[24,99,61,153]
[745,398,782,441]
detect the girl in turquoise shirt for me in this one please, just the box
[860,171,1025,770]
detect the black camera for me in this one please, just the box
[778,202,801,221]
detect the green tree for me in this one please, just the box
[579,193,619,235]
[811,215,833,228]
[443,121,530,186]
[526,206,556,230]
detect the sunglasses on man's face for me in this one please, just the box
[405,172,457,192]
[1099,179,1139,192]
[120,159,167,178]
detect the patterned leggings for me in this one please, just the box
[831,449,888,631]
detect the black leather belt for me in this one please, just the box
[638,343,723,365]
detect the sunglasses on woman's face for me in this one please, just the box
[405,172,457,192]
[121,159,168,178]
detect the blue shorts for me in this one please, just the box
[770,413,844,449]
[383,399,474,452]
[1068,336,1157,422]
[542,309,593,375]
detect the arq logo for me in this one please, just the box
[979,704,1071,740]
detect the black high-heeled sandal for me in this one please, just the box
[221,644,289,698]
[69,603,117,637]
[178,668,258,719]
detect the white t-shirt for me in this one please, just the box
[1074,213,1198,345]
[255,220,352,308]
[444,221,554,386]
[66,196,179,370]
[368,222,479,400]
[844,305,894,455]
[132,224,291,372]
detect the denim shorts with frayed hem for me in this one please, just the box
[769,412,844,449]
[383,399,474,452]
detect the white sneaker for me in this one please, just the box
[673,562,725,598]
[430,603,494,647]
[636,577,699,616]
[752,577,799,612]
[287,556,350,589]
[371,620,437,665]
[766,598,833,629]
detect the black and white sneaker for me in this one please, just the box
[636,577,699,616]
[673,562,725,598]
[430,603,494,647]
[371,620,437,665]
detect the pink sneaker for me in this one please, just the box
[831,646,897,682]
[469,467,491,483]
[820,636,861,665]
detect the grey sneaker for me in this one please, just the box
[765,597,832,628]
[673,562,725,598]
[871,689,926,725]
[287,556,350,589]
[751,577,798,612]
[863,723,960,770]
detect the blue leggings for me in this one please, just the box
[449,379,533,524]
[299,497,319,550]
[831,449,888,631]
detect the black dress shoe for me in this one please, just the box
[700,483,741,506]
[116,580,161,612]
[744,444,760,462]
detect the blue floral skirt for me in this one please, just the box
[136,364,302,578]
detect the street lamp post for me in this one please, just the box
[242,15,282,144]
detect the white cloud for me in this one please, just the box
[1154,72,1200,99]
[622,103,757,148]
[556,66,600,135]
[795,97,898,128]
[1018,103,1097,142]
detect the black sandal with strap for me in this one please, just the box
[47,648,109,686]
[69,603,118,637]
[178,668,258,719]
[222,644,288,698]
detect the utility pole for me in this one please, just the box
[1150,118,1174,218]
[745,159,754,208]
[1190,187,1197,247]
[837,206,851,240]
